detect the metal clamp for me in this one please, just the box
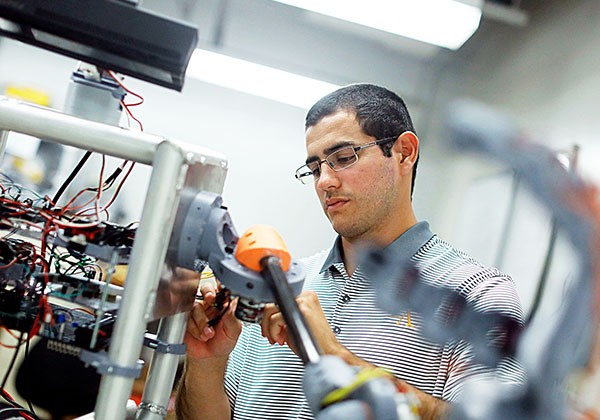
[80,349,144,378]
[138,401,168,418]
[144,333,187,355]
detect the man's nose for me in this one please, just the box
[316,161,340,190]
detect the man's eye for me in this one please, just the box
[332,153,355,166]
[336,156,354,164]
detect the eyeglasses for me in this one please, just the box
[294,136,398,185]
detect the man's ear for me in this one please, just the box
[394,131,419,167]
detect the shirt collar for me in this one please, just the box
[319,221,435,274]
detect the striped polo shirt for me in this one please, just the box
[224,221,525,419]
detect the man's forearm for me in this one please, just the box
[330,346,450,420]
[395,379,450,420]
[174,356,231,420]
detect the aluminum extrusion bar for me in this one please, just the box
[94,141,188,420]
[0,130,7,162]
[0,96,228,168]
[137,312,189,420]
[0,96,158,163]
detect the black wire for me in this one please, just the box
[207,289,232,327]
[0,388,17,406]
[90,167,123,192]
[0,406,27,416]
[0,405,40,419]
[526,219,559,324]
[52,151,92,205]
[47,244,57,275]
[1,330,24,392]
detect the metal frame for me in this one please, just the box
[0,96,229,419]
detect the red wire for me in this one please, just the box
[76,162,135,217]
[107,69,145,131]
[121,101,144,131]
[71,307,95,316]
[107,70,144,107]
[0,328,26,348]
[98,161,136,212]
[71,155,106,219]
[0,256,18,269]
[0,326,20,340]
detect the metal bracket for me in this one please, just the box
[143,333,187,355]
[80,349,144,378]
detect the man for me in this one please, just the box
[173,84,524,419]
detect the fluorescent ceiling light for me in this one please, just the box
[271,0,483,50]
[187,49,340,109]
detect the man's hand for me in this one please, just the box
[260,290,343,357]
[173,282,242,420]
[185,281,242,361]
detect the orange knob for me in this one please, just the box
[235,224,291,272]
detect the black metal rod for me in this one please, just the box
[260,256,321,365]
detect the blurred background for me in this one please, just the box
[0,0,598,323]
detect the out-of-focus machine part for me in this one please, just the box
[360,99,599,419]
[0,0,198,91]
[303,355,420,420]
[446,100,598,420]
[363,250,523,363]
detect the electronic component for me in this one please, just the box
[0,0,198,91]
[0,238,42,332]
[0,278,41,332]
[54,221,136,262]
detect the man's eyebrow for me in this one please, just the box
[305,141,355,164]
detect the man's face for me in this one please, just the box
[305,110,403,242]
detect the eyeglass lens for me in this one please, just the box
[297,147,358,183]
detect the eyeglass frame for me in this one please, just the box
[294,135,400,184]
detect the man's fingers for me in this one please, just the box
[259,305,283,344]
[267,312,287,345]
[260,303,280,338]
[187,303,216,341]
[218,298,242,340]
[199,280,217,302]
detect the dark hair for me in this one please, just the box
[305,83,419,196]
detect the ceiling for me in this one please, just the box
[141,0,530,74]
[136,0,531,126]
